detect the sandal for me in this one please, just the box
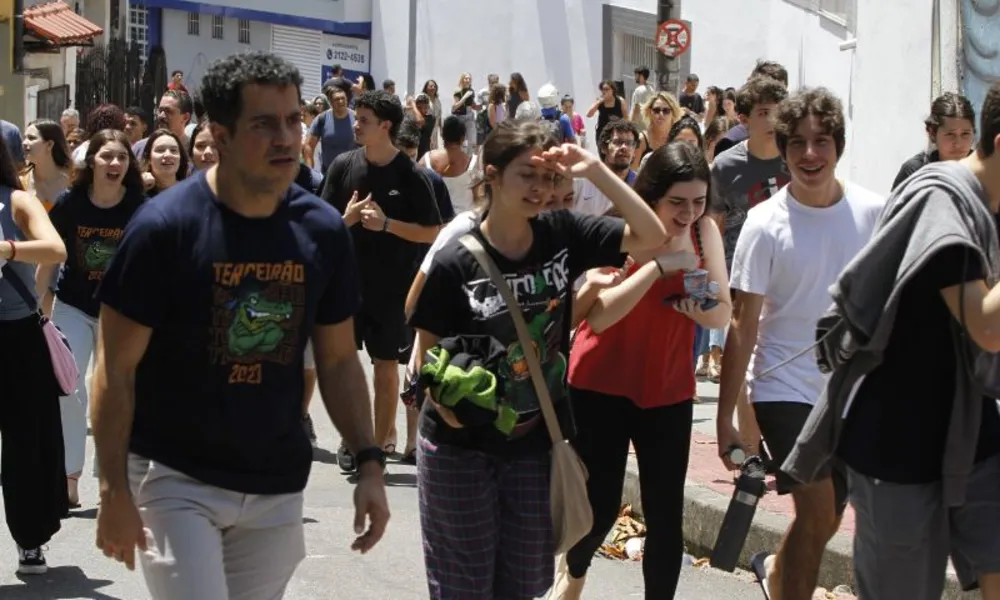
[382,443,397,456]
[708,360,722,383]
[400,449,416,465]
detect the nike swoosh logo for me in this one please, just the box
[398,345,412,354]
[388,189,400,196]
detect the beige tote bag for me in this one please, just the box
[459,234,593,553]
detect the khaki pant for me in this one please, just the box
[128,454,305,600]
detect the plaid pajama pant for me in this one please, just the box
[417,435,554,600]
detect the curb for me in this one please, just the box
[621,456,977,599]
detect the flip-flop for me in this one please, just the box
[383,443,397,456]
[399,450,416,465]
[750,551,772,600]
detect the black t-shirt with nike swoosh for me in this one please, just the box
[321,148,442,309]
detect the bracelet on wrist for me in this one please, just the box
[381,218,391,232]
[654,258,665,276]
[5,240,15,261]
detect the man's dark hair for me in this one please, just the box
[441,115,466,146]
[171,69,183,78]
[354,89,404,140]
[634,66,650,81]
[124,105,147,124]
[200,52,303,132]
[980,82,1000,157]
[925,92,976,136]
[162,89,193,116]
[686,73,699,83]
[383,79,395,90]
[735,76,788,117]
[774,87,847,159]
[598,119,640,152]
[322,76,353,102]
[751,60,788,87]
[396,116,421,150]
[331,64,342,75]
[191,93,204,121]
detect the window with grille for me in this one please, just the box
[187,12,200,36]
[238,19,250,44]
[127,5,148,61]
[212,15,224,40]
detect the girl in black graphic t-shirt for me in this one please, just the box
[36,129,145,507]
[408,119,668,599]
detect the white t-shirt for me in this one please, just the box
[731,182,884,406]
[572,179,613,217]
[419,211,478,275]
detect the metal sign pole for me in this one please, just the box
[657,0,681,95]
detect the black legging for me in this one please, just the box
[0,316,68,549]
[566,387,693,600]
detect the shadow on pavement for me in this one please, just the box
[385,472,416,487]
[70,508,98,520]
[311,447,339,465]
[0,566,121,599]
[302,517,319,524]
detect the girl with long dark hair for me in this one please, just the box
[408,120,667,599]
[554,142,732,600]
[0,128,69,575]
[422,79,443,149]
[507,72,530,118]
[141,128,189,196]
[20,119,72,210]
[187,121,218,171]
[35,129,145,508]
[892,92,976,190]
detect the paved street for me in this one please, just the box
[0,354,764,599]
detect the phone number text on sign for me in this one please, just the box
[327,50,367,66]
[322,34,371,72]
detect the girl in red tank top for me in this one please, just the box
[555,142,732,600]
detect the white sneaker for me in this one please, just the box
[17,546,47,575]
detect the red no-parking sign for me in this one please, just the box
[656,19,691,58]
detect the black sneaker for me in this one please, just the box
[17,546,47,575]
[337,442,356,472]
[302,414,318,448]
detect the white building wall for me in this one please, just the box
[374,0,945,195]
[161,10,272,92]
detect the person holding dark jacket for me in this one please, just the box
[787,81,1000,600]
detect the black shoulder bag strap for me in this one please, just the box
[1,263,42,315]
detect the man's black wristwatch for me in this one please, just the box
[355,446,386,471]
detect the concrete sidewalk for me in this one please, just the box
[620,379,978,599]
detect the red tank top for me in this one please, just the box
[568,233,700,409]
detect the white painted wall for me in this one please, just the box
[373,0,943,194]
[161,10,272,92]
[194,0,368,24]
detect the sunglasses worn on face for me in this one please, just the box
[651,107,671,115]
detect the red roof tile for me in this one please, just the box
[24,1,103,46]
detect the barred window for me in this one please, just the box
[238,19,250,44]
[187,12,199,36]
[212,15,224,40]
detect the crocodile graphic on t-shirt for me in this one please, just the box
[84,240,116,270]
[226,292,293,356]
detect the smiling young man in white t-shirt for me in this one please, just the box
[716,88,884,600]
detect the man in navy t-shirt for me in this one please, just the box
[90,52,390,598]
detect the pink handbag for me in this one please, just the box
[2,264,80,395]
